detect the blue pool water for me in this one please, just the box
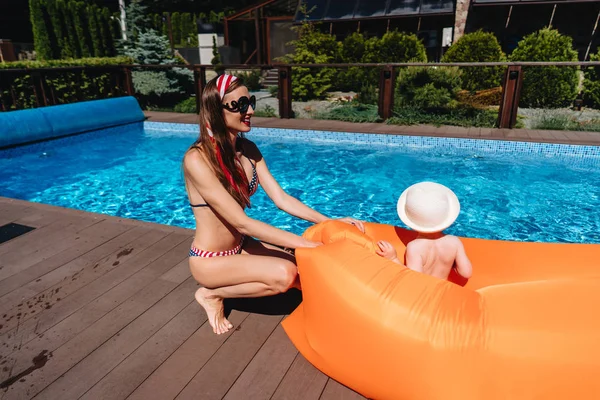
[1,122,600,243]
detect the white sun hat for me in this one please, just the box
[396,181,460,233]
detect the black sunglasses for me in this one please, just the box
[222,95,256,113]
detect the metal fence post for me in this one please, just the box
[278,66,292,119]
[193,66,206,114]
[497,65,523,129]
[378,65,395,120]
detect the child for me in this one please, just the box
[376,181,472,280]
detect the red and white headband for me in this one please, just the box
[206,74,238,138]
[216,74,238,100]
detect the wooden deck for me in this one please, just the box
[145,111,600,147]
[0,197,365,400]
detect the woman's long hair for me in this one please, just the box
[187,76,251,208]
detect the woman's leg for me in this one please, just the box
[190,237,299,334]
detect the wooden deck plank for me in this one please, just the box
[126,310,250,400]
[0,219,134,298]
[34,278,200,400]
[1,273,195,399]
[0,215,101,281]
[0,211,84,259]
[0,203,33,227]
[319,379,366,400]
[0,230,188,358]
[174,313,284,400]
[79,301,206,400]
[0,240,191,386]
[271,354,329,400]
[0,200,372,400]
[223,325,299,400]
[0,225,158,326]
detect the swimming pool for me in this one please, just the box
[1,121,600,244]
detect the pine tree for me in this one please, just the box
[46,0,69,58]
[161,12,169,37]
[171,12,181,45]
[211,35,224,75]
[72,1,91,57]
[125,0,152,43]
[100,8,115,57]
[87,4,103,57]
[29,0,53,59]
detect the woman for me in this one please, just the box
[183,74,364,334]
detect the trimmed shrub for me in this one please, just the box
[334,31,427,94]
[396,66,462,110]
[441,30,506,91]
[375,30,427,63]
[509,28,579,108]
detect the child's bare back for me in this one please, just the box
[375,181,472,281]
[405,234,471,280]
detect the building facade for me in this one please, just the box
[223,0,600,62]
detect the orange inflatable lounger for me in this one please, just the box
[281,220,600,400]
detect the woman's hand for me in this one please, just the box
[336,217,366,233]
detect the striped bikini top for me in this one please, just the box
[190,156,258,208]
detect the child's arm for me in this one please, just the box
[405,242,424,273]
[454,239,472,279]
[376,241,401,264]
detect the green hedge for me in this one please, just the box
[0,57,133,110]
[0,56,132,69]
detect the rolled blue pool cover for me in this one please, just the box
[0,96,145,149]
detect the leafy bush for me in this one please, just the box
[395,66,462,110]
[357,82,378,105]
[583,51,600,108]
[334,31,427,93]
[254,104,277,117]
[237,70,262,91]
[509,28,579,108]
[315,103,382,123]
[441,31,506,91]
[375,30,427,63]
[276,14,338,101]
[174,97,197,113]
[268,85,278,98]
[456,87,502,108]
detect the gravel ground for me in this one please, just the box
[517,107,600,129]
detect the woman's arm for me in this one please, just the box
[246,141,365,232]
[184,151,320,249]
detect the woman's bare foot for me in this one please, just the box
[195,287,234,334]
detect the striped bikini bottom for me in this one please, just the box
[189,235,246,258]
